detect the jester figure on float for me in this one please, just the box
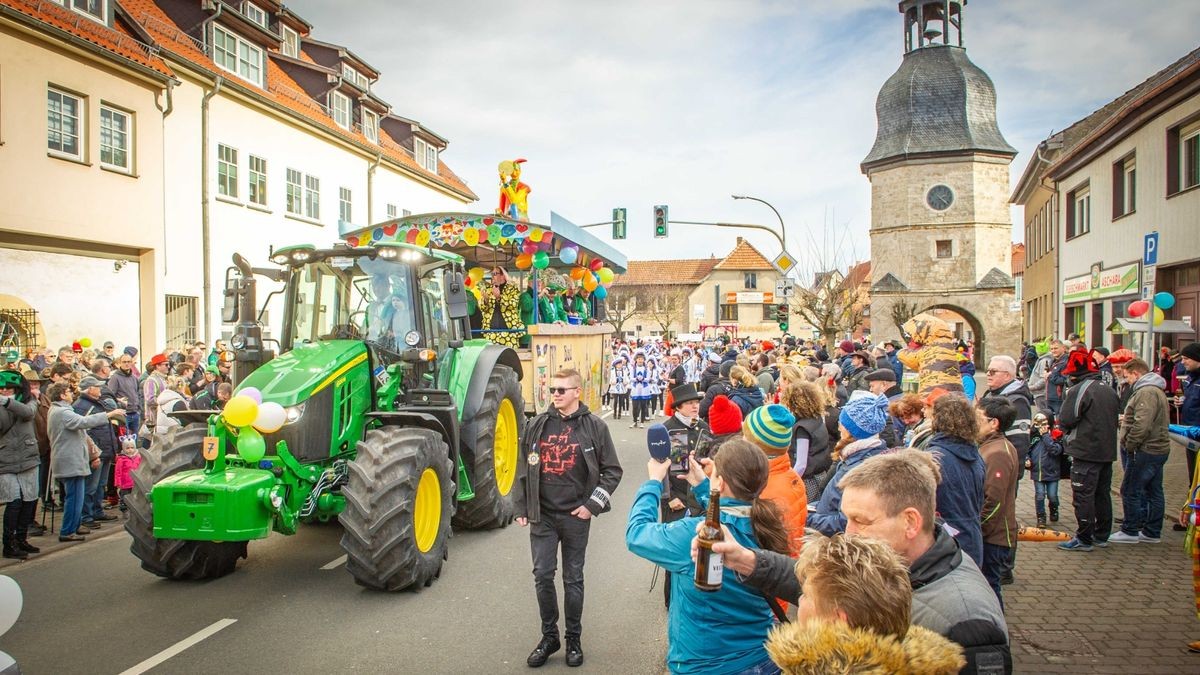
[497,158,531,221]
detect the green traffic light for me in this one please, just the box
[779,322,788,331]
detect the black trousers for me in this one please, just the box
[530,510,592,640]
[632,398,650,424]
[1070,459,1113,545]
[3,498,37,544]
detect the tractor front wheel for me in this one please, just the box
[339,426,454,591]
[125,424,248,580]
[452,364,523,530]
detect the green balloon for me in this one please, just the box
[487,225,501,244]
[237,426,267,464]
[532,251,550,269]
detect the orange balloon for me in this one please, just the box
[582,272,598,291]
[570,267,586,281]
[515,253,533,270]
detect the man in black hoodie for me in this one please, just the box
[1056,350,1120,552]
[515,368,623,668]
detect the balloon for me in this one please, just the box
[532,251,550,270]
[239,387,262,404]
[79,338,92,348]
[596,267,614,284]
[1154,292,1176,310]
[592,285,608,300]
[529,228,543,242]
[487,225,501,244]
[570,267,586,281]
[515,253,533,270]
[582,272,598,292]
[415,229,431,247]
[404,228,418,244]
[470,287,482,302]
[522,239,539,255]
[1153,307,1165,326]
[589,259,604,272]
[0,575,22,636]
[237,427,267,463]
[223,395,260,428]
[559,246,577,265]
[541,232,554,245]
[468,268,485,284]
[252,402,286,434]
[462,227,479,247]
[1128,300,1149,318]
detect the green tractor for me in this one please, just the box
[125,241,524,590]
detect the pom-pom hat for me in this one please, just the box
[708,395,743,435]
[839,391,889,439]
[743,405,796,452]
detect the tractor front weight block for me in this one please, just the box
[151,468,277,541]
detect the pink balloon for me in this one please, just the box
[239,387,263,404]
[1128,300,1149,318]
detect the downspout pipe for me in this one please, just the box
[367,149,382,225]
[201,76,224,345]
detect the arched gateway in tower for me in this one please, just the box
[862,0,1020,364]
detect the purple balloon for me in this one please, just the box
[239,387,263,404]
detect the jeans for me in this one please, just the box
[83,458,112,522]
[1119,450,1168,538]
[736,659,782,675]
[1034,480,1060,516]
[1070,459,1113,545]
[981,543,1012,611]
[60,476,87,536]
[530,510,592,640]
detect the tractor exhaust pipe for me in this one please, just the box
[225,253,268,385]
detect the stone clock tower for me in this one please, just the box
[862,0,1019,363]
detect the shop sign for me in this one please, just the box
[1062,262,1139,303]
[725,292,774,304]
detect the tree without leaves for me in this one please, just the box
[890,301,920,333]
[603,287,642,335]
[642,287,688,340]
[790,270,864,350]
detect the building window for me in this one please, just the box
[1112,154,1135,217]
[719,304,738,321]
[1065,184,1090,239]
[241,2,267,28]
[935,240,953,258]
[305,174,320,219]
[761,304,775,322]
[362,109,379,143]
[217,144,238,198]
[281,25,299,57]
[341,64,368,89]
[99,105,131,171]
[414,137,437,172]
[47,88,83,160]
[743,272,757,289]
[165,295,198,347]
[1168,121,1200,195]
[68,0,106,24]
[286,168,302,214]
[403,209,412,217]
[248,155,267,206]
[386,204,398,218]
[339,187,352,223]
[212,25,264,87]
[330,91,350,130]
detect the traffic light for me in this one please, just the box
[653,205,669,238]
[612,207,627,240]
[777,302,789,332]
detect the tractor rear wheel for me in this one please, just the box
[125,424,248,580]
[340,426,454,591]
[452,364,523,530]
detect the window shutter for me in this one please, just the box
[1065,190,1076,238]
[1167,127,1181,195]
[1111,161,1123,217]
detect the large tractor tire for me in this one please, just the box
[452,364,523,530]
[340,426,454,591]
[126,424,248,580]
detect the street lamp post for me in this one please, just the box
[732,194,787,254]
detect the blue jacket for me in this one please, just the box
[626,479,774,674]
[1028,432,1063,482]
[889,353,903,382]
[1047,355,1069,405]
[726,384,764,417]
[1181,370,1200,426]
[808,439,887,535]
[926,432,985,567]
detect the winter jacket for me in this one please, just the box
[607,365,630,396]
[843,366,868,394]
[1119,372,1170,455]
[807,438,887,536]
[0,395,40,475]
[48,401,110,479]
[626,478,775,675]
[107,369,142,414]
[698,380,731,421]
[34,391,51,458]
[698,363,721,393]
[755,368,776,398]
[766,619,965,675]
[155,389,188,430]
[726,383,764,417]
[760,453,807,555]
[1028,432,1063,482]
[1027,353,1053,404]
[983,379,1034,464]
[513,404,622,523]
[662,414,710,515]
[114,452,142,491]
[926,432,985,566]
[792,416,831,479]
[1046,354,1069,407]
[1058,373,1120,463]
[1180,368,1200,426]
[978,433,1018,548]
[1097,361,1117,390]
[629,363,654,399]
[73,394,118,460]
[142,371,167,427]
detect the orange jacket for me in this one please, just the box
[760,453,808,556]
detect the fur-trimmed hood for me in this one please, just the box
[766,620,965,675]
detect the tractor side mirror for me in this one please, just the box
[445,269,469,320]
[221,269,240,324]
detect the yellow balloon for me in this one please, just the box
[596,268,614,284]
[529,228,543,242]
[463,228,479,247]
[415,229,431,247]
[1153,306,1165,326]
[223,395,260,428]
[468,268,485,284]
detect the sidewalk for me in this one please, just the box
[0,503,127,571]
[1007,441,1198,673]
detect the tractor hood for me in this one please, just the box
[237,340,368,407]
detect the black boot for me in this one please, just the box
[1049,503,1059,522]
[527,636,560,668]
[2,535,28,560]
[1036,514,1047,528]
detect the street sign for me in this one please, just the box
[771,250,797,276]
[775,278,796,298]
[1143,232,1159,267]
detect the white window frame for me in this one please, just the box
[241,2,267,29]
[1070,187,1090,239]
[414,137,437,172]
[425,143,438,172]
[1183,125,1200,192]
[386,204,397,219]
[99,104,132,172]
[330,91,351,130]
[212,25,264,88]
[286,168,303,215]
[217,144,238,198]
[339,187,352,224]
[248,155,267,206]
[342,64,368,89]
[304,174,320,220]
[280,25,299,58]
[1122,157,1136,215]
[47,87,84,161]
[68,0,107,24]
[362,109,379,143]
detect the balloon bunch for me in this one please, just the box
[221,387,286,464]
[564,256,615,299]
[1128,291,1176,327]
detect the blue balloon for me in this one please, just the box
[592,285,608,300]
[1154,291,1175,310]
[560,246,578,265]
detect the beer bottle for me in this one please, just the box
[694,488,724,592]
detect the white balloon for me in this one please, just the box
[252,401,287,434]
[0,576,22,636]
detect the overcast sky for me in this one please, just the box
[288,0,1200,275]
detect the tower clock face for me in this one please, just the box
[926,184,954,211]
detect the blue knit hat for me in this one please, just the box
[839,391,889,440]
[743,404,796,452]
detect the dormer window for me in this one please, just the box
[341,64,369,89]
[330,91,351,130]
[55,0,107,25]
[362,109,379,143]
[281,25,299,57]
[414,137,438,172]
[213,25,264,87]
[241,2,268,29]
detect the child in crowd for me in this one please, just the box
[114,436,141,512]
[1027,413,1064,527]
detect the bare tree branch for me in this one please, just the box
[790,270,864,349]
[890,301,919,333]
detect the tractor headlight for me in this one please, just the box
[284,403,305,425]
[230,334,247,350]
[292,250,312,263]
[376,247,400,260]
[270,252,290,265]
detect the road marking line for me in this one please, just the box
[321,554,348,570]
[600,410,612,420]
[118,618,237,675]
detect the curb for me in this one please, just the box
[0,510,128,572]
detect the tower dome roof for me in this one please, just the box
[862,46,1016,171]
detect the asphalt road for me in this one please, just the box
[2,411,669,675]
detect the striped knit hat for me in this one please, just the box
[743,404,796,453]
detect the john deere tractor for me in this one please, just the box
[125,242,524,591]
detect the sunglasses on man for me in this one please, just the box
[548,386,580,395]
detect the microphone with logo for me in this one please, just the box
[647,423,671,488]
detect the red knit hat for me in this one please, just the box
[1107,348,1136,365]
[707,395,743,435]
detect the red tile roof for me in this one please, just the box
[2,0,172,77]
[713,237,774,270]
[1011,243,1025,276]
[614,258,720,286]
[846,260,871,288]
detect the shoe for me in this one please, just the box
[43,503,60,512]
[999,573,1014,586]
[1094,539,1109,548]
[95,514,118,522]
[27,523,46,537]
[2,546,28,560]
[527,636,561,668]
[1174,522,1188,531]
[16,539,40,554]
[1049,506,1059,522]
[1108,531,1140,544]
[1139,533,1162,543]
[58,533,86,542]
[1036,515,1047,528]
[630,422,638,428]
[83,521,101,530]
[1058,537,1093,552]
[565,637,583,667]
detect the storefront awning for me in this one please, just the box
[1108,318,1195,334]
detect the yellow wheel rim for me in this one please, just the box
[414,467,441,553]
[494,398,518,496]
